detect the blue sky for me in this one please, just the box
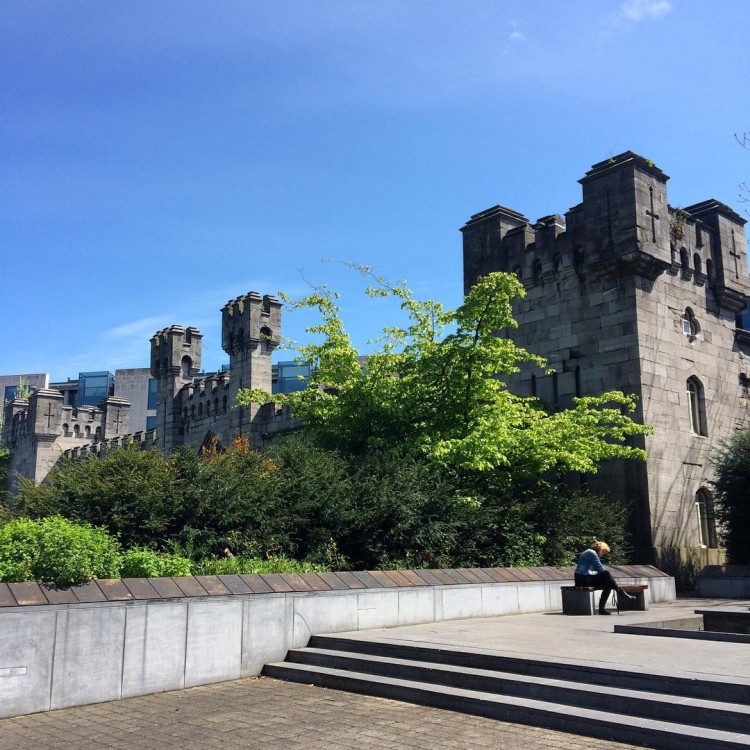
[1,0,748,381]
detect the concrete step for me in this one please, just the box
[309,634,750,704]
[281,646,750,734]
[263,661,750,750]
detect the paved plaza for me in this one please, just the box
[1,597,747,750]
[0,675,647,750]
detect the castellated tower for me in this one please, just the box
[462,151,750,582]
[4,389,130,496]
[221,292,282,438]
[149,325,203,454]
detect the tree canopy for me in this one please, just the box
[238,269,650,488]
[711,428,750,564]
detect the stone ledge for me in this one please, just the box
[0,564,669,608]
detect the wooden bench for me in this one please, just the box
[561,584,649,615]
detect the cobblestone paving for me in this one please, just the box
[0,676,648,750]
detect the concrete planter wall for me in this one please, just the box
[696,565,750,598]
[0,565,675,720]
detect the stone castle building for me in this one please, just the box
[4,150,749,577]
[462,150,750,574]
[3,292,295,495]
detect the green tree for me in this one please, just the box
[239,270,650,488]
[12,446,191,549]
[711,429,750,564]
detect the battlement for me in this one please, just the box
[221,291,282,356]
[150,325,203,379]
[462,151,750,307]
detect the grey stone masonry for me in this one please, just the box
[5,291,291,494]
[462,151,750,581]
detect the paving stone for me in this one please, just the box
[259,574,295,593]
[171,576,208,597]
[217,575,254,595]
[315,572,351,591]
[7,582,47,606]
[148,577,185,598]
[121,578,161,599]
[351,571,384,589]
[193,575,231,596]
[397,570,430,587]
[336,570,367,589]
[38,584,79,605]
[96,579,135,601]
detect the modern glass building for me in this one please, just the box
[272,361,311,394]
[75,372,115,406]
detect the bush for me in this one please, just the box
[120,548,192,578]
[196,555,321,575]
[12,446,190,549]
[0,516,121,586]
[712,430,750,564]
[530,487,631,566]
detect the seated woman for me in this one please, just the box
[574,541,634,615]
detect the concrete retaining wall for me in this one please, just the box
[0,567,676,719]
[696,565,750,598]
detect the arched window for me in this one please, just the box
[533,260,543,286]
[552,371,559,407]
[686,376,707,436]
[222,395,228,412]
[693,253,703,275]
[682,308,700,338]
[680,248,689,269]
[198,403,204,418]
[695,488,717,548]
[84,425,91,438]
[512,265,522,279]
[181,356,192,379]
[553,254,563,273]
[575,365,582,398]
[62,423,69,437]
[73,424,80,437]
[530,373,537,397]
[706,258,714,280]
[573,246,584,270]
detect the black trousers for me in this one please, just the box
[574,571,619,610]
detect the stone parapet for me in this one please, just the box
[0,565,675,720]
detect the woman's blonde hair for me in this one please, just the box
[592,540,610,555]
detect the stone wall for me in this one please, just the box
[461,151,750,571]
[0,564,675,720]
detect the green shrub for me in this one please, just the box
[712,430,750,564]
[0,516,121,586]
[196,555,321,575]
[120,548,192,578]
[530,487,631,565]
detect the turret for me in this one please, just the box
[150,324,203,452]
[578,151,671,276]
[221,292,282,438]
[461,205,529,295]
[683,199,750,312]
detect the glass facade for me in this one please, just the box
[272,361,311,394]
[4,385,17,403]
[147,378,158,409]
[146,415,157,430]
[76,371,114,406]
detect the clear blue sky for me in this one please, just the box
[1,0,748,381]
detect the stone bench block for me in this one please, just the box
[561,586,597,616]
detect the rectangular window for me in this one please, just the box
[147,379,158,410]
[146,415,157,430]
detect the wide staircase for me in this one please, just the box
[264,634,750,750]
